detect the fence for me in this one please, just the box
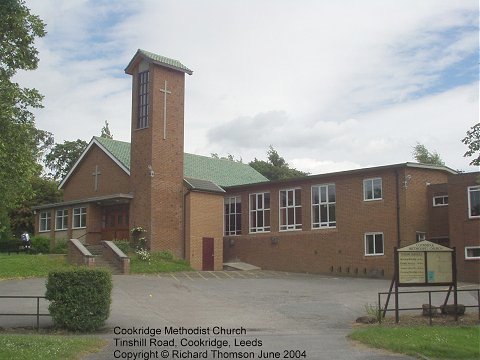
[378,288,480,325]
[0,295,51,330]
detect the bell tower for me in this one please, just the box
[125,49,193,256]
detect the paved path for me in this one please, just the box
[1,273,477,359]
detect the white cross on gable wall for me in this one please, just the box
[92,165,101,191]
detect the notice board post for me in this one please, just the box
[392,240,457,323]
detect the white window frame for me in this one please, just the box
[363,178,382,201]
[224,196,242,236]
[279,188,302,231]
[364,232,384,256]
[311,184,336,229]
[416,232,426,242]
[73,207,87,229]
[55,209,68,231]
[39,211,51,232]
[433,195,448,207]
[465,246,480,260]
[467,186,480,219]
[249,192,270,233]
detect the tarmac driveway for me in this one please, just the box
[0,271,419,359]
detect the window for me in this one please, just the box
[39,211,51,232]
[73,207,87,229]
[433,195,448,207]
[416,232,426,242]
[312,184,336,228]
[465,246,480,260]
[468,186,480,218]
[225,196,242,235]
[364,178,382,201]
[249,192,270,233]
[55,209,68,230]
[279,188,302,231]
[137,70,149,129]
[365,232,384,256]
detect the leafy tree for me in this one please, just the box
[100,120,113,139]
[412,143,445,166]
[9,176,62,236]
[249,146,309,180]
[0,0,46,242]
[462,123,480,166]
[44,139,88,181]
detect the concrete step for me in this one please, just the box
[85,245,104,256]
[223,262,261,271]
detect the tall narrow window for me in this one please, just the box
[279,188,302,231]
[364,178,382,201]
[73,207,87,229]
[55,209,68,230]
[137,71,149,129]
[225,196,242,235]
[312,184,336,228]
[249,192,270,233]
[40,211,51,232]
[468,186,480,218]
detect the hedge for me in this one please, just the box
[45,269,112,332]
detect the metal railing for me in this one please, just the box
[0,295,51,330]
[378,288,480,325]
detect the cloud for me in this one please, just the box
[16,0,479,175]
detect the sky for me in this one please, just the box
[17,0,480,174]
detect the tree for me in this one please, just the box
[101,120,113,139]
[44,139,88,181]
[249,146,309,180]
[462,123,480,166]
[412,143,445,166]
[0,0,46,242]
[211,153,242,162]
[10,176,62,235]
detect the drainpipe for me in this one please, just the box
[183,189,191,260]
[395,169,401,247]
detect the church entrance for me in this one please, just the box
[101,204,129,241]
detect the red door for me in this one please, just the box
[202,237,215,271]
[101,205,129,240]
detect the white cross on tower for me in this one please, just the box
[159,80,171,140]
[92,165,101,191]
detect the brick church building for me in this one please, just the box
[34,50,479,282]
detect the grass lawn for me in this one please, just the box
[130,251,192,273]
[0,254,77,279]
[349,326,480,359]
[0,333,106,360]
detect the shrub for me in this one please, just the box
[45,269,112,332]
[30,236,50,254]
[112,240,130,255]
[50,239,68,254]
[158,251,174,260]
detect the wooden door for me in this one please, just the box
[202,237,215,271]
[101,205,129,240]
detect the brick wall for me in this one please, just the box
[448,172,480,283]
[62,144,130,201]
[129,60,185,256]
[186,191,224,271]
[224,166,450,278]
[427,183,449,241]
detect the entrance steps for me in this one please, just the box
[85,244,123,275]
[223,262,261,271]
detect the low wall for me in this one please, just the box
[101,241,130,274]
[68,239,95,267]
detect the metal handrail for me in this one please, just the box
[0,295,51,330]
[378,288,480,325]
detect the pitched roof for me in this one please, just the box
[184,177,225,194]
[60,137,268,189]
[94,136,130,170]
[125,49,193,75]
